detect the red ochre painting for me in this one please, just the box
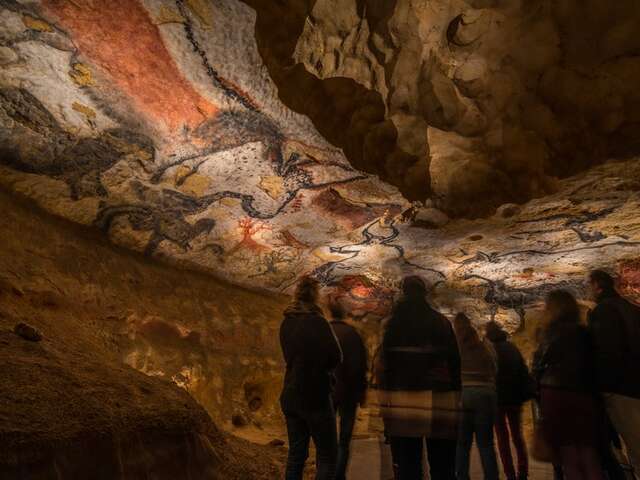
[43,0,217,133]
[1,0,640,326]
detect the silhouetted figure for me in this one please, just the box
[379,276,461,480]
[485,321,532,480]
[454,313,499,480]
[280,276,342,480]
[329,302,368,480]
[587,270,640,475]
[532,290,605,480]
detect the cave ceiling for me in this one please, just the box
[1,0,639,325]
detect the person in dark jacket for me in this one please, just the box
[280,276,343,480]
[532,290,605,480]
[485,321,531,480]
[329,302,368,480]
[587,270,640,473]
[379,276,461,480]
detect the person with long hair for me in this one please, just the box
[453,313,499,480]
[280,276,342,480]
[532,290,605,480]
[379,276,461,479]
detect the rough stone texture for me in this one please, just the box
[291,0,640,216]
[0,189,288,432]
[0,0,639,330]
[0,211,286,480]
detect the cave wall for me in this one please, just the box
[289,0,640,216]
[0,0,639,333]
[0,188,289,428]
[0,0,408,292]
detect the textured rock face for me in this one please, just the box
[0,0,408,292]
[0,198,284,479]
[0,0,639,329]
[291,0,640,216]
[0,190,288,432]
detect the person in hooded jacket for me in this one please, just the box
[280,276,343,480]
[485,321,532,480]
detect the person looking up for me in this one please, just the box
[454,313,499,480]
[532,290,605,480]
[485,321,532,480]
[280,276,342,480]
[587,270,640,474]
[328,301,368,480]
[379,276,461,480]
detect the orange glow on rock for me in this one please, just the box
[43,0,217,133]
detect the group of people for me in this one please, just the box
[278,271,640,480]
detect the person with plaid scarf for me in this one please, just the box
[379,276,461,479]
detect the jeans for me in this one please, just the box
[284,402,338,480]
[335,402,357,480]
[604,393,640,475]
[456,386,499,480]
[494,405,528,479]
[389,436,457,480]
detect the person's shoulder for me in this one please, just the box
[592,298,624,318]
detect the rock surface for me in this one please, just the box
[13,322,41,341]
[0,269,282,478]
[0,189,288,431]
[289,0,640,215]
[0,1,639,326]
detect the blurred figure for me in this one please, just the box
[587,270,640,475]
[485,321,532,480]
[532,290,605,480]
[329,302,368,480]
[454,313,499,480]
[280,276,342,480]
[379,276,461,480]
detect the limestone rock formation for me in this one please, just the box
[291,0,640,216]
[0,0,639,328]
[0,190,288,432]
[0,224,282,480]
[1,2,640,473]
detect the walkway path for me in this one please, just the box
[347,436,555,480]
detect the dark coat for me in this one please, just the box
[380,296,461,392]
[588,291,640,398]
[331,320,368,407]
[486,328,533,405]
[279,301,342,412]
[532,319,596,393]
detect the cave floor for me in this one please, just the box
[347,436,554,480]
[231,411,555,479]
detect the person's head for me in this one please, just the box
[328,299,346,320]
[484,320,507,342]
[294,275,320,305]
[588,270,617,300]
[401,275,427,299]
[453,312,481,348]
[545,289,580,324]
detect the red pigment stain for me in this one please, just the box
[618,258,640,305]
[42,0,217,132]
[331,275,395,318]
[312,188,402,230]
[227,218,270,255]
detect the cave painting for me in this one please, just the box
[1,0,639,328]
